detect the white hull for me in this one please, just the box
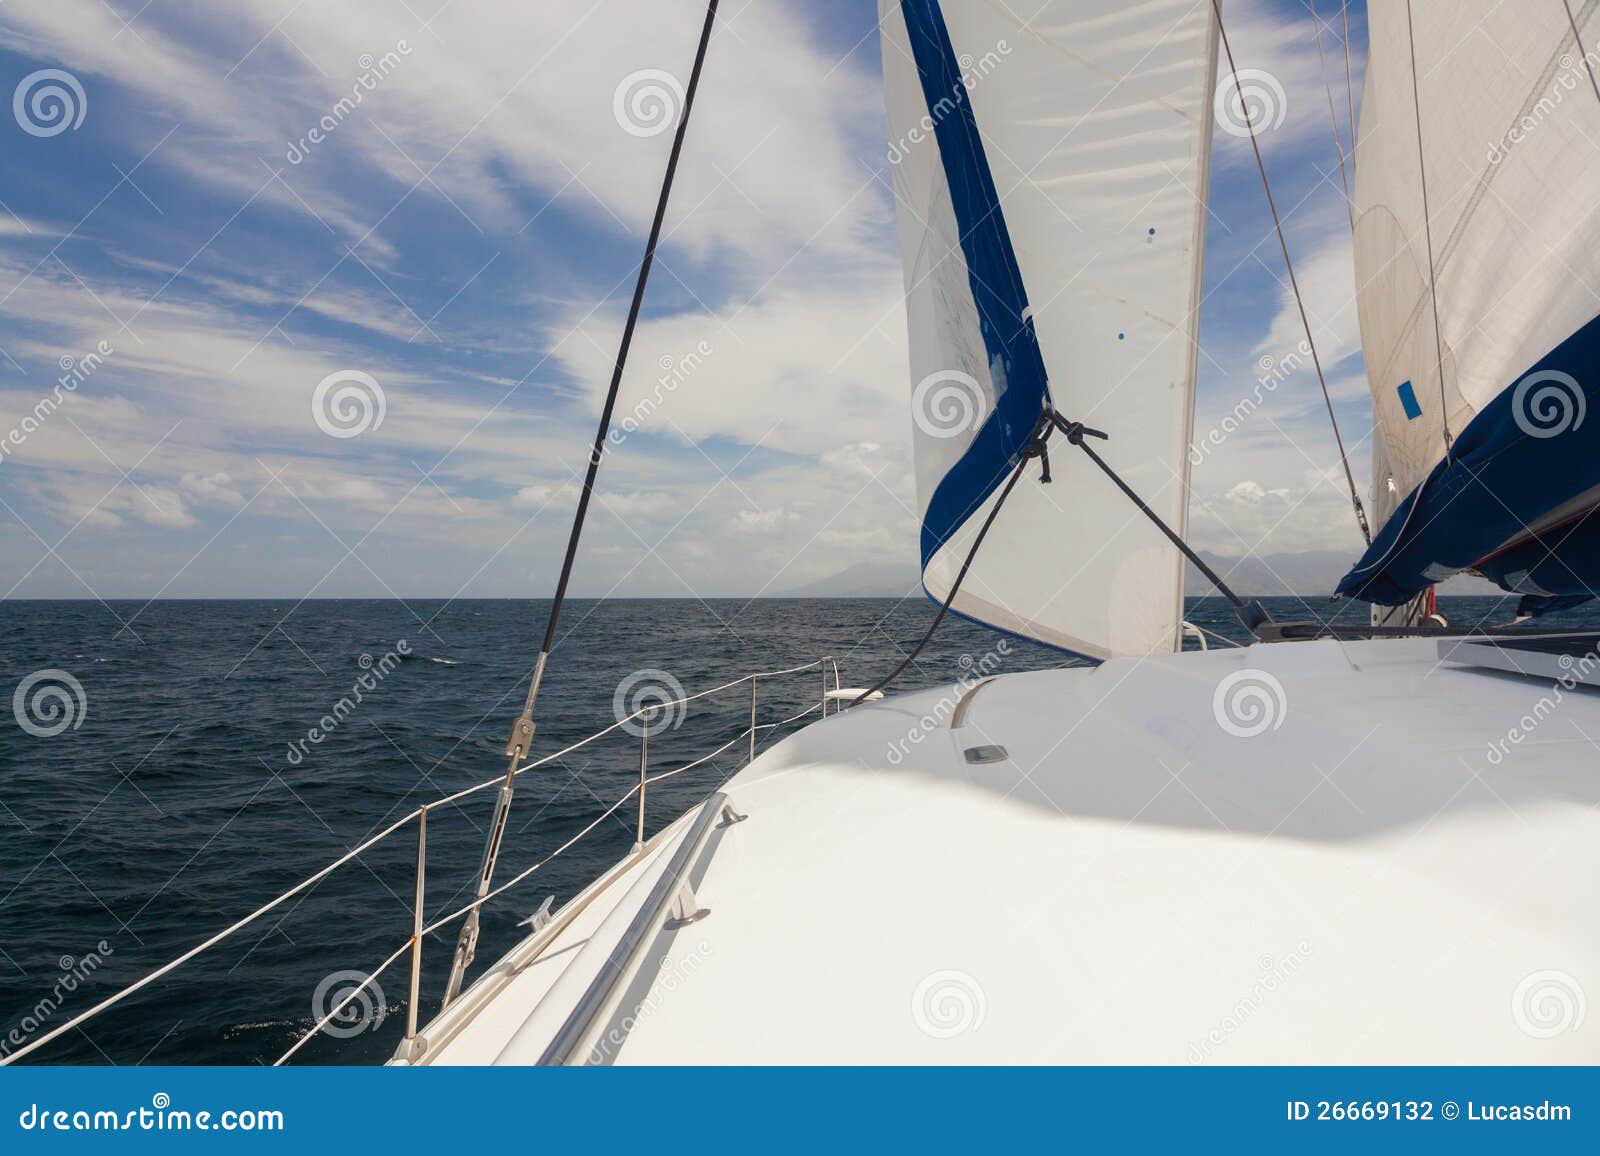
[407,636,1600,1064]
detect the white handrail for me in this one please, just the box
[0,807,421,1066]
[0,656,844,1067]
[274,941,412,1066]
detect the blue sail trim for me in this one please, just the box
[1336,308,1600,609]
[898,0,1051,568]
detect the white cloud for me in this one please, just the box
[0,0,1401,602]
[0,0,883,274]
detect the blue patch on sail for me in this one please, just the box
[1396,380,1421,420]
[1337,309,1600,608]
[898,0,1051,567]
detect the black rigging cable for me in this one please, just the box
[1309,0,1356,234]
[1561,0,1600,109]
[1211,0,1371,546]
[1046,412,1265,633]
[442,0,719,1006]
[1341,2,1358,159]
[852,411,1269,705]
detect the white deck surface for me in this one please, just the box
[423,637,1600,1064]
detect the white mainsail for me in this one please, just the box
[1344,0,1600,607]
[1354,1,1600,500]
[879,0,1218,660]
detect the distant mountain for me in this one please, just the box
[1186,550,1501,597]
[782,560,922,598]
[784,550,1500,600]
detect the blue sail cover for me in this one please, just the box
[1338,312,1600,608]
[1337,2,1600,615]
[896,0,1050,567]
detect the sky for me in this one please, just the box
[0,0,1384,603]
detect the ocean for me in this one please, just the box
[0,593,1588,1065]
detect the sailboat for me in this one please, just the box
[387,0,1600,1063]
[6,0,1597,1066]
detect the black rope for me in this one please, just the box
[851,410,1269,706]
[850,414,1052,706]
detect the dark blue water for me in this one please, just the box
[0,594,1588,1065]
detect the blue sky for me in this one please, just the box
[0,0,1382,603]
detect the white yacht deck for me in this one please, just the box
[415,636,1600,1064]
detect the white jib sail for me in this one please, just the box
[880,0,1218,660]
